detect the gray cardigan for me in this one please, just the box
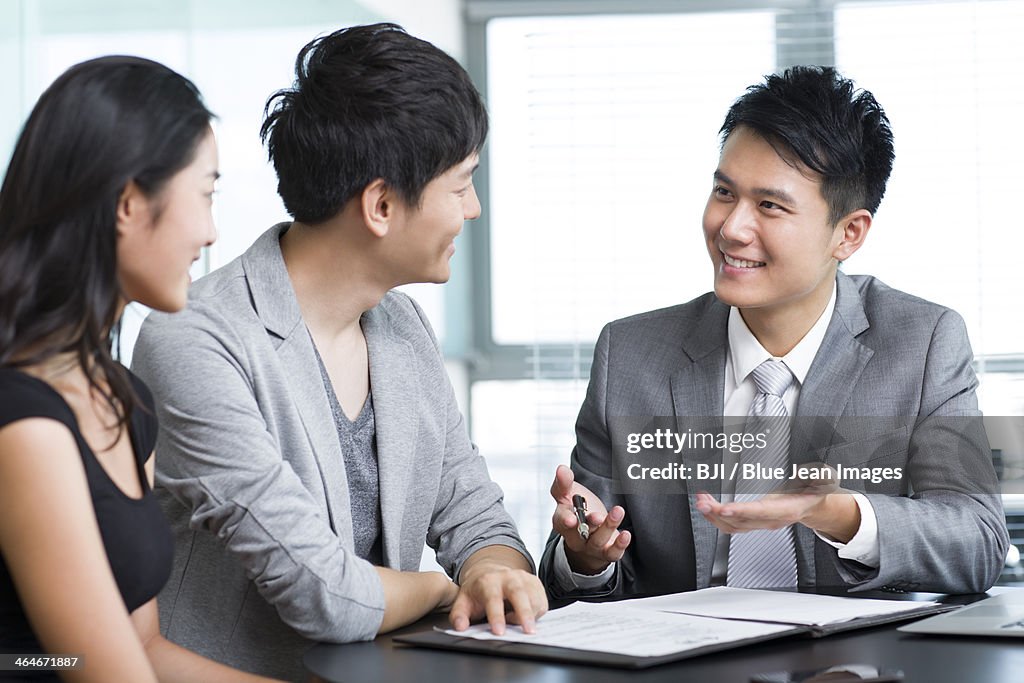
[133,224,531,681]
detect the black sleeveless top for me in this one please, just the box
[0,368,173,674]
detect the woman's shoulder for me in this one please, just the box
[0,368,77,431]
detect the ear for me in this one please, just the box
[360,178,393,238]
[116,180,150,238]
[831,209,872,262]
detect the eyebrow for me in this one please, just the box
[458,163,480,181]
[713,170,797,206]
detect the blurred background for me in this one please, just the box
[2,0,1022,581]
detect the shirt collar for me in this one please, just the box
[727,279,838,389]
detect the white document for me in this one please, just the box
[440,600,795,658]
[620,586,938,627]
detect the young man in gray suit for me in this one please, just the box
[132,24,545,682]
[540,66,1008,599]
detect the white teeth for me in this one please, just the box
[723,253,765,268]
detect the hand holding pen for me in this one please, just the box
[572,494,590,540]
[550,465,632,575]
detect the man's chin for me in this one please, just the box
[713,282,740,306]
[713,283,764,310]
[426,269,451,285]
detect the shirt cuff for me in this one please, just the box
[552,537,617,592]
[813,492,880,568]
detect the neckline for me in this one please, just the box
[310,338,373,426]
[4,368,150,503]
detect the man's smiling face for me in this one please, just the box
[703,125,847,316]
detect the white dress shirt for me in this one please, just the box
[554,279,879,592]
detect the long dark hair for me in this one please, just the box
[0,55,213,433]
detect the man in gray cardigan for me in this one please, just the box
[540,67,1008,599]
[133,24,544,682]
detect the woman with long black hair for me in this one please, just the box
[0,56,282,682]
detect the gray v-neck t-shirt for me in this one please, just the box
[313,348,383,565]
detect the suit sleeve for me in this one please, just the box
[132,306,386,643]
[538,324,632,598]
[836,309,1009,594]
[402,295,534,581]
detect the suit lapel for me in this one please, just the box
[670,299,728,589]
[363,306,416,569]
[241,224,353,549]
[793,273,874,583]
[795,273,873,423]
[276,331,354,548]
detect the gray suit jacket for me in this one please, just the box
[133,224,530,682]
[539,273,1008,599]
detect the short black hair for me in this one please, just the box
[261,23,488,224]
[720,66,894,224]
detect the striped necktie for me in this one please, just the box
[727,359,798,588]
